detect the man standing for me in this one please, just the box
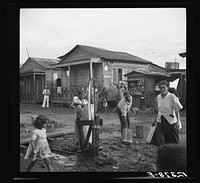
[42,86,50,108]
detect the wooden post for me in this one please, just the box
[180,72,183,97]
[144,77,146,109]
[33,73,36,105]
[68,65,71,99]
[90,61,93,80]
[92,116,102,157]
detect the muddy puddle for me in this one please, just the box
[20,130,158,172]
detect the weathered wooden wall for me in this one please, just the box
[102,61,149,101]
[61,68,69,88]
[70,64,90,87]
[144,76,155,107]
[20,58,45,72]
[93,63,103,92]
[45,69,62,88]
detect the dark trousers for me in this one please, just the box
[156,115,179,147]
[117,107,130,134]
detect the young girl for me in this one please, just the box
[102,97,108,113]
[24,114,52,172]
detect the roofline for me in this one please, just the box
[58,45,79,60]
[103,58,151,65]
[58,44,152,64]
[29,56,60,61]
[124,70,170,77]
[166,68,186,72]
[20,69,46,75]
[149,63,166,70]
[179,52,186,58]
[50,58,103,68]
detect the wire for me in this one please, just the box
[135,33,186,56]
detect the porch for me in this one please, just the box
[20,72,45,104]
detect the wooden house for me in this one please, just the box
[20,57,61,104]
[164,52,186,108]
[124,68,170,108]
[51,44,168,107]
[167,69,186,109]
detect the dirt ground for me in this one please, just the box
[20,103,186,173]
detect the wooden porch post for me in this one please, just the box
[180,72,183,97]
[33,73,36,105]
[68,65,71,99]
[144,77,146,108]
[90,61,93,79]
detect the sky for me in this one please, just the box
[20,8,186,69]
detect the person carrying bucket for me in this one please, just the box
[117,91,134,144]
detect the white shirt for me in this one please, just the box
[42,89,50,95]
[156,92,183,124]
[72,96,89,113]
[117,96,132,116]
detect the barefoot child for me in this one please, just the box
[24,114,52,172]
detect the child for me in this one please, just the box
[102,97,108,113]
[24,114,52,172]
[156,143,186,171]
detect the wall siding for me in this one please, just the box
[144,76,155,107]
[93,63,103,92]
[45,69,52,88]
[103,61,149,100]
[61,69,69,88]
[44,69,62,88]
[71,64,90,86]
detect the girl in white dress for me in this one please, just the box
[25,115,52,172]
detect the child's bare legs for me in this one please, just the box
[26,159,37,172]
[44,158,52,172]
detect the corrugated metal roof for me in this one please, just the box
[20,68,46,74]
[29,57,59,68]
[124,69,170,77]
[59,45,152,64]
[80,45,152,63]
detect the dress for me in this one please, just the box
[72,97,92,145]
[24,128,51,160]
[155,92,183,146]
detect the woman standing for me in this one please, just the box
[155,80,183,147]
[71,89,89,147]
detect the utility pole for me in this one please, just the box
[26,46,30,58]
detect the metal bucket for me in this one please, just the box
[136,126,144,139]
